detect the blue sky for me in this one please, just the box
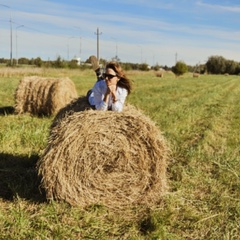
[0,0,239,66]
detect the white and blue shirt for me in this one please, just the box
[88,80,128,112]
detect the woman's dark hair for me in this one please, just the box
[106,61,132,94]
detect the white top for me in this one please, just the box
[88,80,128,112]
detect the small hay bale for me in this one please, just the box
[14,76,78,116]
[156,72,164,78]
[193,73,200,78]
[37,107,169,210]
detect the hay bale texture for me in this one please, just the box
[51,96,92,128]
[51,96,141,129]
[14,76,78,116]
[37,106,169,209]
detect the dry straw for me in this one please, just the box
[14,76,78,116]
[38,103,169,210]
[51,96,92,128]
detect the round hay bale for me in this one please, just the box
[51,96,92,128]
[37,107,169,210]
[14,76,78,116]
[51,96,135,128]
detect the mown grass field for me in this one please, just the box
[0,67,240,239]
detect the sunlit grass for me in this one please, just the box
[0,68,240,239]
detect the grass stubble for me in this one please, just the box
[0,68,239,239]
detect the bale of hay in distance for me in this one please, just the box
[14,76,78,116]
[37,107,169,210]
[193,72,200,78]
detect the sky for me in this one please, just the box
[0,0,240,66]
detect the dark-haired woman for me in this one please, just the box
[87,56,132,112]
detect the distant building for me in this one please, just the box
[73,57,81,65]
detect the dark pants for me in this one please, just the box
[86,68,103,107]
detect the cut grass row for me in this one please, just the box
[0,69,239,239]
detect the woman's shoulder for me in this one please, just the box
[117,85,127,92]
[117,86,128,96]
[93,80,106,92]
[94,79,106,88]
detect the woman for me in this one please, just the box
[87,56,132,112]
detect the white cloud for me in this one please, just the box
[0,0,239,66]
[197,1,240,13]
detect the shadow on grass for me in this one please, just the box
[0,106,15,115]
[0,152,46,203]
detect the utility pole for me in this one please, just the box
[0,4,12,65]
[79,37,82,58]
[73,27,82,58]
[95,27,102,60]
[10,16,12,65]
[137,45,143,64]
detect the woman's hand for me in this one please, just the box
[104,69,120,104]
[104,84,117,103]
[108,84,117,93]
[109,85,117,102]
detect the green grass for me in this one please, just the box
[0,68,240,239]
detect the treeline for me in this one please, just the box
[205,55,240,75]
[0,56,167,71]
[0,56,83,69]
[187,56,240,75]
[0,55,239,75]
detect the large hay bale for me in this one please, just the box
[51,96,92,128]
[14,76,78,116]
[38,107,169,210]
[51,96,135,128]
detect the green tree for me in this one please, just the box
[54,56,67,68]
[139,63,150,71]
[34,57,42,67]
[153,64,161,71]
[68,59,79,69]
[225,60,238,74]
[206,56,226,74]
[172,61,188,76]
[18,57,29,64]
